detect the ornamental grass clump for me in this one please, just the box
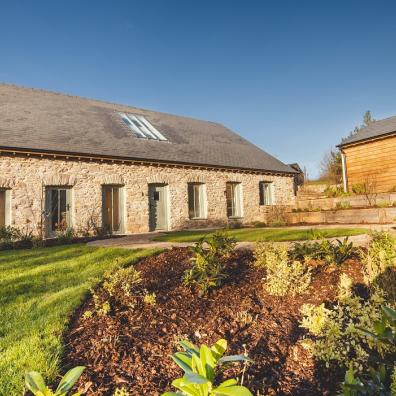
[361,231,396,302]
[300,274,391,372]
[254,242,311,297]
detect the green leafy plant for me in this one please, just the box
[336,201,352,210]
[361,232,396,302]
[162,339,252,396]
[327,238,355,266]
[300,274,390,372]
[341,306,396,395]
[25,366,85,396]
[324,185,349,198]
[56,227,76,245]
[254,242,311,297]
[352,183,366,195]
[289,237,355,266]
[184,232,236,295]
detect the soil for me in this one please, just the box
[63,248,365,396]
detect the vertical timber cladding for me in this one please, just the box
[343,135,396,193]
[0,153,295,234]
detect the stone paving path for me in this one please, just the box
[88,224,396,250]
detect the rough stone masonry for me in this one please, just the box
[0,153,295,235]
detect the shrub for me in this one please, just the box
[0,225,19,242]
[327,238,356,267]
[0,225,35,249]
[361,232,396,302]
[336,201,352,209]
[340,305,396,395]
[25,366,85,396]
[102,264,142,307]
[56,227,76,245]
[113,387,130,396]
[352,183,366,195]
[290,237,355,266]
[163,338,252,396]
[254,242,311,297]
[183,232,236,295]
[300,274,389,372]
[324,185,348,198]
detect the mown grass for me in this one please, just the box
[0,244,159,395]
[154,227,369,243]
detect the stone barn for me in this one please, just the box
[0,84,296,237]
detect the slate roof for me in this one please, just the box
[339,115,396,147]
[0,83,295,174]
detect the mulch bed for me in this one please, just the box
[63,248,364,396]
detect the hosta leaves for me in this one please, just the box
[55,366,85,394]
[183,372,210,385]
[200,344,215,381]
[25,371,47,393]
[210,339,227,361]
[218,355,252,364]
[172,352,193,373]
[212,385,253,395]
[180,340,199,356]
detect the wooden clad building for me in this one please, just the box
[338,117,396,193]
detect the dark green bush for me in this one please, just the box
[183,231,236,295]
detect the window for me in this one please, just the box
[188,183,207,219]
[45,187,72,236]
[226,182,243,218]
[119,113,167,141]
[259,182,274,205]
[0,189,10,227]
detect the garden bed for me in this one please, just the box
[63,247,365,395]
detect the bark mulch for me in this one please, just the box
[63,247,364,396]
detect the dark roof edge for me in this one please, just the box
[0,146,297,175]
[337,130,396,148]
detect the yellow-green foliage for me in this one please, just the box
[143,292,156,306]
[300,274,389,371]
[113,387,130,396]
[361,231,396,301]
[103,265,142,298]
[254,242,311,297]
[391,366,396,396]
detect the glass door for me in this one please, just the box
[46,187,72,236]
[102,186,122,233]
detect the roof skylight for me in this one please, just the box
[119,113,167,141]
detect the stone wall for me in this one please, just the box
[286,207,396,225]
[0,153,295,235]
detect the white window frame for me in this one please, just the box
[119,113,167,141]
[0,189,11,227]
[226,182,243,218]
[259,181,274,206]
[188,183,208,220]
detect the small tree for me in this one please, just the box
[362,173,379,206]
[320,149,342,184]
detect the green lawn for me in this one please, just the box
[0,244,159,395]
[154,227,369,243]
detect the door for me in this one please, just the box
[46,187,72,236]
[0,190,5,227]
[149,184,168,231]
[102,186,123,233]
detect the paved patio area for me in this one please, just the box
[88,224,396,250]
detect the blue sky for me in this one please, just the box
[1,1,396,177]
